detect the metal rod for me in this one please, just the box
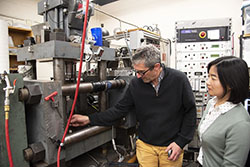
[62,82,93,95]
[53,58,65,82]
[54,8,58,29]
[65,60,76,82]
[61,79,126,95]
[19,80,126,101]
[94,7,139,28]
[18,79,126,101]
[98,61,107,112]
[28,60,37,79]
[59,8,64,29]
[64,126,111,146]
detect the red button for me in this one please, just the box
[199,31,206,38]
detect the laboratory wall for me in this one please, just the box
[92,0,243,67]
[0,0,43,27]
[0,0,244,68]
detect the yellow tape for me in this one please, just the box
[4,105,10,112]
[5,112,9,120]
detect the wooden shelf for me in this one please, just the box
[8,26,32,32]
[9,53,17,56]
[9,67,18,71]
[9,46,18,49]
[8,26,32,47]
[8,26,31,73]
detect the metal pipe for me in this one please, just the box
[65,60,76,82]
[98,61,107,112]
[98,61,107,81]
[44,13,47,22]
[61,79,126,95]
[18,79,126,101]
[86,62,90,71]
[94,7,139,28]
[53,58,65,82]
[64,126,111,146]
[54,8,58,29]
[53,58,67,128]
[28,61,37,79]
[59,8,64,29]
[62,82,93,95]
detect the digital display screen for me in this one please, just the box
[211,44,219,48]
[211,54,220,57]
[181,30,192,34]
[195,72,202,76]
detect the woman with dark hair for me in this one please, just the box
[198,56,250,166]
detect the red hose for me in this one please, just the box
[5,112,14,167]
[57,0,90,166]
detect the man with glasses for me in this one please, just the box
[70,44,196,167]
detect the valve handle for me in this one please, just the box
[44,91,58,101]
[13,79,17,87]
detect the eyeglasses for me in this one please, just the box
[133,66,154,76]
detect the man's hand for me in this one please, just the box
[70,114,90,127]
[165,142,182,161]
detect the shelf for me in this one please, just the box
[8,26,30,73]
[9,53,17,56]
[9,67,18,71]
[9,46,18,49]
[8,26,32,33]
[8,27,32,47]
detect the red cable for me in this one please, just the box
[57,0,90,166]
[5,117,14,167]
